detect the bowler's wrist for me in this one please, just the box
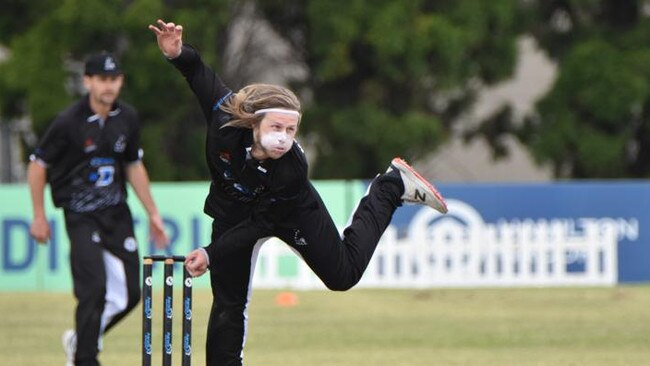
[165,44,184,60]
[198,247,210,267]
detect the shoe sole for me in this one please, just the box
[392,157,448,214]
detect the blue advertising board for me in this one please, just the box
[388,182,649,284]
[1,181,648,291]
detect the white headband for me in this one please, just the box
[254,108,300,117]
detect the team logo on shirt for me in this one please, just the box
[91,231,101,244]
[114,135,127,153]
[233,183,250,194]
[253,185,265,195]
[219,151,231,164]
[293,229,308,246]
[84,138,97,153]
[124,237,137,252]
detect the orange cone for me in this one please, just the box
[275,291,299,307]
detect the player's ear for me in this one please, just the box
[82,75,92,91]
[115,74,125,88]
[252,117,262,131]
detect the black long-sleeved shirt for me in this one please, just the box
[32,96,142,212]
[169,45,309,228]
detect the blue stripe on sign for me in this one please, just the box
[213,91,233,111]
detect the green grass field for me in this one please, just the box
[1,287,650,365]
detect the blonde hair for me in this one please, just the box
[221,84,301,129]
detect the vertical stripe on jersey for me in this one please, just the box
[98,250,128,348]
[340,177,376,240]
[240,238,267,358]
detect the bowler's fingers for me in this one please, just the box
[148,24,162,35]
[185,261,202,278]
[184,252,208,278]
[149,20,182,36]
[184,252,195,267]
[164,22,183,36]
[185,264,196,277]
[149,20,171,32]
[192,266,208,278]
[148,19,166,33]
[161,20,177,32]
[184,252,199,269]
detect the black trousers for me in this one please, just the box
[64,204,141,366]
[206,174,402,365]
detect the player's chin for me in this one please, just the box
[269,149,288,159]
[100,95,118,104]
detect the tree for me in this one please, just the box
[475,0,650,178]
[259,0,524,178]
[0,0,233,181]
[1,0,525,180]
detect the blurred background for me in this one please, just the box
[1,2,650,365]
[1,0,650,292]
[1,0,648,183]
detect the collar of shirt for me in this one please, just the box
[82,95,122,127]
[245,146,271,174]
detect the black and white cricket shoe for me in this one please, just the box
[389,157,448,214]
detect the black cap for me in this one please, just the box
[84,52,123,76]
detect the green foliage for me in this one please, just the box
[8,0,646,180]
[1,0,523,180]
[262,0,522,178]
[0,0,231,180]
[520,0,650,178]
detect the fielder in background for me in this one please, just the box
[149,19,447,366]
[27,52,169,366]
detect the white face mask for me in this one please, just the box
[260,131,293,152]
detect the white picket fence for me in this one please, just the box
[252,200,620,289]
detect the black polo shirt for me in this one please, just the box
[32,96,142,212]
[170,45,309,225]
